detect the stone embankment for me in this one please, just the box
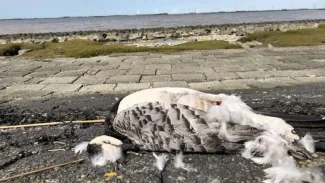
[1,45,325,104]
[0,20,323,45]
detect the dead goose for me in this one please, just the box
[75,87,324,182]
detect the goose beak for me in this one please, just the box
[288,141,313,160]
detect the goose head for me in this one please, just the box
[288,141,313,160]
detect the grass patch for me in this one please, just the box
[0,43,43,56]
[318,24,325,29]
[23,39,241,58]
[238,24,325,47]
[21,43,43,50]
[0,44,21,56]
[156,40,242,53]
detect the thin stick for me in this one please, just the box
[53,141,66,145]
[0,159,84,182]
[0,119,105,129]
[48,149,66,152]
[15,175,22,183]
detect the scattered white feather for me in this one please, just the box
[264,163,302,183]
[206,94,298,142]
[242,131,290,166]
[174,152,196,171]
[174,152,185,169]
[264,164,325,183]
[243,131,324,183]
[299,133,315,153]
[153,152,169,171]
[74,141,89,154]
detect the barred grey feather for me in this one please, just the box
[113,102,262,153]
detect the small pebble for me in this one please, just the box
[312,153,318,158]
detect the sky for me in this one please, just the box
[1,0,324,19]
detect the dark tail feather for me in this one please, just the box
[104,97,127,140]
[256,111,325,152]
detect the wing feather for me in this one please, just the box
[113,102,223,152]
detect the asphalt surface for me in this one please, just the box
[1,84,325,183]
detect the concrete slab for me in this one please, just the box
[42,84,83,92]
[114,83,151,92]
[152,81,188,88]
[73,76,106,85]
[172,73,205,82]
[140,75,171,83]
[188,81,225,90]
[79,84,116,93]
[106,75,141,84]
[41,77,78,84]
[205,72,240,81]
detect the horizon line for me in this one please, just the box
[1,8,324,20]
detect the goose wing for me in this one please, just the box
[113,101,261,153]
[117,88,299,141]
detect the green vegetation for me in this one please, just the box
[0,43,43,56]
[156,40,242,53]
[2,24,324,58]
[238,24,325,47]
[0,44,20,56]
[22,39,241,58]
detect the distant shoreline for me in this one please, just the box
[1,19,324,37]
[0,19,323,47]
[1,8,324,20]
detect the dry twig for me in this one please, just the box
[0,159,84,182]
[0,119,105,129]
[48,149,66,152]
